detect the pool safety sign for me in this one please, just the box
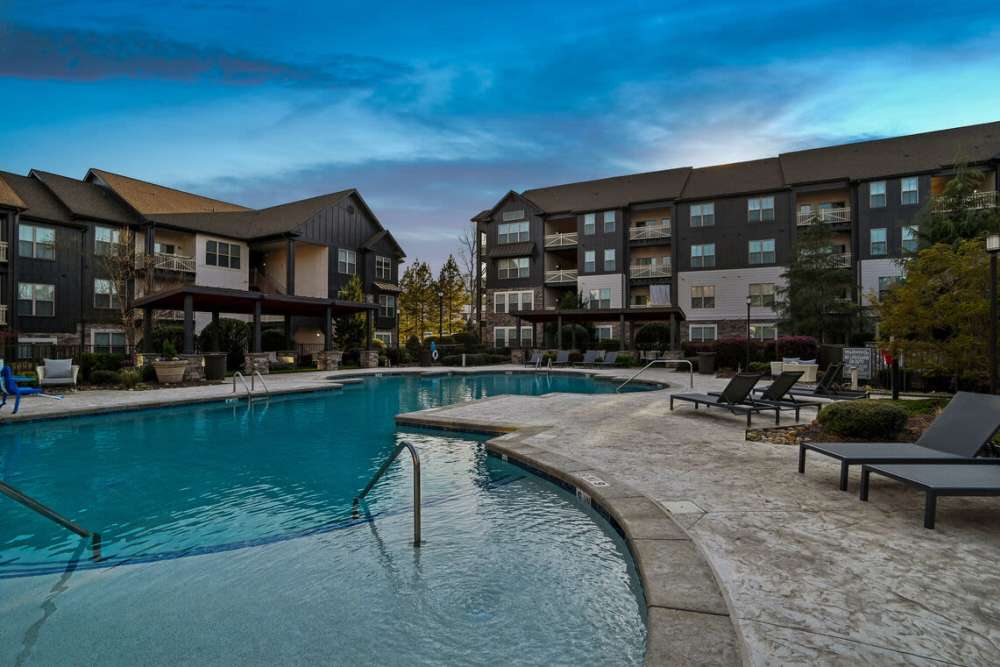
[843,347,875,380]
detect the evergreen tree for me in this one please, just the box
[776,222,863,343]
[917,165,1000,247]
[437,255,468,336]
[334,274,366,349]
[399,260,435,340]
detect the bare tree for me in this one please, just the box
[456,228,478,321]
[100,227,142,356]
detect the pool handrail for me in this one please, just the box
[0,479,102,560]
[352,440,422,547]
[617,358,694,392]
[232,371,253,401]
[251,371,271,399]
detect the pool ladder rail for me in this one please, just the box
[232,371,271,403]
[0,479,102,560]
[352,441,422,547]
[617,358,694,392]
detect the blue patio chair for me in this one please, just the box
[1,364,43,414]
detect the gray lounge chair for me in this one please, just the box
[596,351,618,367]
[785,363,868,400]
[799,391,1000,491]
[860,462,1000,529]
[577,350,602,366]
[551,351,571,366]
[723,370,821,422]
[525,350,543,367]
[670,373,779,428]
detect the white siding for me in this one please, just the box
[194,234,251,333]
[576,273,625,308]
[859,258,905,306]
[677,266,786,321]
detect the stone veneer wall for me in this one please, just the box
[482,287,545,346]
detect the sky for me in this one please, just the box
[2,1,1000,270]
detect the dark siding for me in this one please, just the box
[857,175,928,260]
[14,217,84,334]
[483,194,542,290]
[577,209,624,276]
[295,193,384,296]
[81,220,127,326]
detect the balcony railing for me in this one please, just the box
[931,190,999,212]
[0,241,8,263]
[137,251,197,273]
[544,232,578,248]
[830,252,852,268]
[0,304,7,326]
[544,269,578,284]
[629,301,672,309]
[629,263,672,279]
[797,207,851,225]
[629,223,671,241]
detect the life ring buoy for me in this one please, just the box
[431,349,439,361]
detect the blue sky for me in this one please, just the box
[2,1,1000,269]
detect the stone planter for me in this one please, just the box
[153,359,188,384]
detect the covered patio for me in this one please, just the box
[511,306,686,351]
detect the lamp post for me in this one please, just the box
[437,289,444,338]
[746,294,752,372]
[988,234,1000,393]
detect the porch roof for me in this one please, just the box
[134,285,375,318]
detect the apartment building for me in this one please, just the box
[0,168,405,358]
[473,121,1000,347]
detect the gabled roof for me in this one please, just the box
[521,167,692,213]
[0,174,26,210]
[86,168,249,214]
[0,171,72,223]
[31,170,140,224]
[779,120,1000,184]
[361,228,406,258]
[680,158,786,200]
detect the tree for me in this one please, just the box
[776,221,864,343]
[100,227,141,356]
[399,260,436,340]
[877,239,994,388]
[334,274,366,349]
[917,165,1000,247]
[437,255,468,336]
[456,228,478,322]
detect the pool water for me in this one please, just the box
[0,373,648,665]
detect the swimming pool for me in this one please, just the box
[0,373,649,665]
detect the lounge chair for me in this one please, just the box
[670,373,780,428]
[551,351,571,366]
[799,391,1000,491]
[525,350,543,367]
[576,350,602,366]
[37,358,79,388]
[784,363,868,400]
[736,370,822,422]
[596,351,618,367]
[1,365,43,414]
[860,462,1000,529]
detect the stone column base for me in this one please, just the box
[360,350,379,368]
[245,352,271,375]
[316,350,343,371]
[510,348,525,365]
[179,354,205,382]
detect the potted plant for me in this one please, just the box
[152,340,187,384]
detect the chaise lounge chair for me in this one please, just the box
[1,365,43,414]
[783,363,868,400]
[551,351,571,366]
[670,373,780,428]
[732,370,823,422]
[596,351,618,367]
[525,350,543,367]
[799,391,1000,491]
[576,350,603,366]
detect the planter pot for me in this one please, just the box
[153,359,188,384]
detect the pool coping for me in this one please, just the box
[394,409,743,667]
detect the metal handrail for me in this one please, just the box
[617,358,694,392]
[0,480,102,560]
[251,371,271,399]
[352,441,422,547]
[232,371,253,401]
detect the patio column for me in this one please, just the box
[323,306,333,351]
[253,301,262,353]
[365,309,373,350]
[183,294,195,354]
[515,316,522,348]
[557,315,563,350]
[619,313,625,351]
[286,238,296,296]
[142,306,153,353]
[211,311,220,352]
[285,316,293,349]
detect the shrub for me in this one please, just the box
[615,354,635,367]
[261,328,287,352]
[141,364,157,382]
[439,353,508,366]
[197,318,249,371]
[748,361,771,374]
[817,400,908,439]
[90,369,122,385]
[597,339,621,351]
[150,324,184,355]
[80,352,126,382]
[405,336,422,360]
[775,336,818,360]
[119,367,141,389]
[161,340,178,359]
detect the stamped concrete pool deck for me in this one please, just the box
[5,366,999,665]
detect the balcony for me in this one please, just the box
[0,241,7,263]
[797,207,851,226]
[629,262,672,280]
[931,190,999,212]
[544,269,578,284]
[629,301,671,309]
[544,232,578,248]
[137,251,197,273]
[830,252,852,268]
[629,223,671,241]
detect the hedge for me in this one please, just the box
[682,335,818,369]
[90,369,122,385]
[817,400,908,439]
[439,353,508,366]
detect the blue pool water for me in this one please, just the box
[0,373,649,666]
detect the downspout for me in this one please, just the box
[79,226,87,357]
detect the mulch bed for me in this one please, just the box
[746,413,936,446]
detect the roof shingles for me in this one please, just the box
[88,168,249,214]
[522,167,692,213]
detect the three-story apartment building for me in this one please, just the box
[0,168,405,358]
[473,120,1000,347]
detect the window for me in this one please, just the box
[869,181,886,208]
[878,276,900,301]
[750,324,777,341]
[17,283,55,316]
[498,220,529,244]
[901,177,919,205]
[747,196,775,223]
[583,213,596,235]
[588,288,611,310]
[374,331,393,346]
[93,331,126,354]
[497,257,529,279]
[155,242,176,255]
[632,294,648,306]
[691,285,715,309]
[603,211,616,233]
[206,240,241,269]
[748,239,776,265]
[94,278,120,309]
[603,248,616,272]
[493,291,534,313]
[902,226,919,253]
[584,250,596,272]
[94,226,121,256]
[378,294,396,318]
[337,248,357,274]
[494,326,533,348]
[19,224,55,259]
[596,325,615,341]
[376,256,392,280]
[691,243,716,268]
[690,202,715,227]
[502,209,525,222]
[870,228,887,256]
[689,324,717,342]
[749,283,776,307]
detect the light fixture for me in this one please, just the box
[987,234,1000,254]
[746,295,753,306]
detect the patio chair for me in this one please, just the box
[596,351,619,367]
[551,351,571,366]
[1,364,43,414]
[669,373,779,428]
[799,391,1000,491]
[576,350,603,366]
[726,370,822,422]
[786,364,868,400]
[36,358,80,388]
[525,350,543,367]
